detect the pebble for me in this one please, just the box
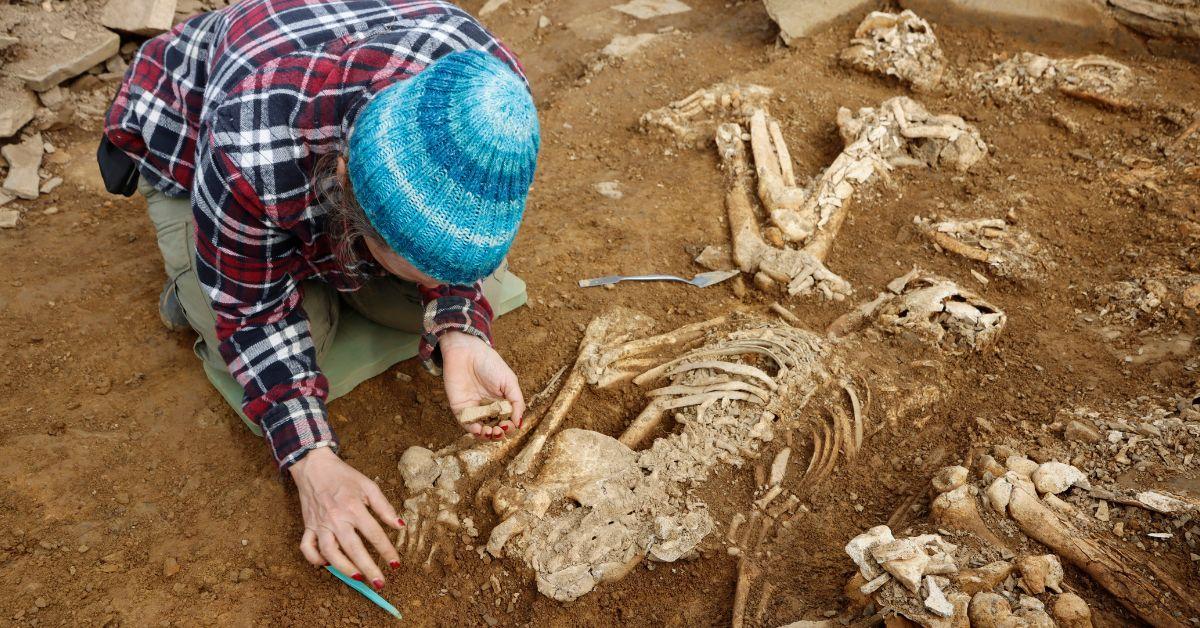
[163,556,180,577]
[238,567,254,582]
[34,597,48,608]
[1064,420,1101,443]
[0,208,19,229]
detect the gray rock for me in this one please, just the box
[763,0,873,45]
[0,79,38,139]
[612,0,691,20]
[101,0,177,36]
[0,209,19,229]
[1064,419,1102,443]
[2,133,43,200]
[4,27,120,91]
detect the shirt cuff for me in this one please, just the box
[419,294,494,374]
[259,395,340,472]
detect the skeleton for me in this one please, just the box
[973,52,1135,109]
[915,216,1053,280]
[715,96,986,300]
[639,82,774,149]
[840,10,946,92]
[474,270,1003,603]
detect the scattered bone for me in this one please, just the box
[1003,473,1200,626]
[1030,461,1088,495]
[952,561,1013,596]
[974,52,1135,109]
[457,400,513,427]
[1005,455,1039,477]
[922,575,953,617]
[916,216,1051,280]
[969,591,1015,627]
[840,10,945,92]
[931,465,966,493]
[1052,592,1094,628]
[768,447,790,486]
[640,82,774,148]
[1016,555,1063,595]
[828,270,1006,351]
[846,525,895,580]
[930,485,1007,548]
[730,556,759,628]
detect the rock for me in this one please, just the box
[0,79,38,139]
[845,525,894,579]
[398,446,440,491]
[1051,592,1093,628]
[1031,461,1087,495]
[2,133,44,200]
[897,0,1137,49]
[0,35,18,51]
[1017,554,1064,594]
[0,209,18,229]
[594,181,623,199]
[237,567,254,582]
[1064,420,1102,443]
[537,15,551,29]
[985,476,1013,513]
[611,0,691,20]
[4,25,120,91]
[953,560,1013,595]
[969,591,1013,628]
[40,177,62,194]
[875,541,929,593]
[763,0,874,45]
[694,244,732,271]
[163,556,180,577]
[977,453,1006,478]
[932,465,968,493]
[101,0,177,35]
[923,575,954,617]
[600,33,662,60]
[1183,283,1200,310]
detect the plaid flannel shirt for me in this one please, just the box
[104,0,522,470]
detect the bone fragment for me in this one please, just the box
[930,485,1007,548]
[1051,592,1093,628]
[1016,554,1063,595]
[457,400,512,426]
[731,556,759,628]
[1005,476,1200,626]
[769,448,791,486]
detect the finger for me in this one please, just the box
[497,418,517,434]
[465,422,483,436]
[335,519,385,590]
[355,508,400,572]
[300,528,326,567]
[317,528,358,581]
[504,375,526,427]
[363,482,406,533]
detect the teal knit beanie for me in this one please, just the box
[348,50,539,285]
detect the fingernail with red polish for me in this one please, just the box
[372,579,385,591]
[323,562,330,567]
[351,572,364,582]
[397,518,406,527]
[389,560,400,569]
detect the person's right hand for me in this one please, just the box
[289,447,404,590]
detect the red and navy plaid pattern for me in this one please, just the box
[104,0,523,471]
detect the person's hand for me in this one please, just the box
[440,331,525,440]
[290,447,404,590]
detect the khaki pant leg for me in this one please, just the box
[340,260,521,332]
[140,182,340,370]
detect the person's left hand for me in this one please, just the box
[440,331,525,440]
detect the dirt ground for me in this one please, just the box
[1,0,1199,625]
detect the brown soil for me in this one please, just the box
[2,0,1199,626]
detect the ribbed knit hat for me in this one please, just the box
[348,50,539,285]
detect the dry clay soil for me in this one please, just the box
[2,0,1200,625]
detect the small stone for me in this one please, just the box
[611,0,691,19]
[0,79,38,139]
[1051,592,1092,628]
[237,567,254,582]
[101,0,177,36]
[923,575,954,617]
[40,177,62,194]
[2,133,44,199]
[1064,420,1102,443]
[34,597,48,608]
[594,181,623,199]
[0,209,19,229]
[537,15,551,29]
[163,556,180,577]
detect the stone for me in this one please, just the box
[897,0,1136,49]
[1064,420,1102,443]
[932,465,968,493]
[1031,461,1087,495]
[612,0,691,20]
[985,475,1013,513]
[594,181,623,199]
[4,26,120,91]
[845,525,894,580]
[0,209,19,229]
[163,556,180,577]
[763,0,874,45]
[0,35,18,52]
[2,133,43,200]
[923,575,954,617]
[101,0,177,36]
[477,0,510,16]
[969,592,1014,627]
[0,79,38,139]
[875,541,929,593]
[237,567,254,582]
[1183,283,1200,310]
[40,176,62,194]
[600,33,662,60]
[953,561,1013,595]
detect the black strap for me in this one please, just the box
[96,134,139,197]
